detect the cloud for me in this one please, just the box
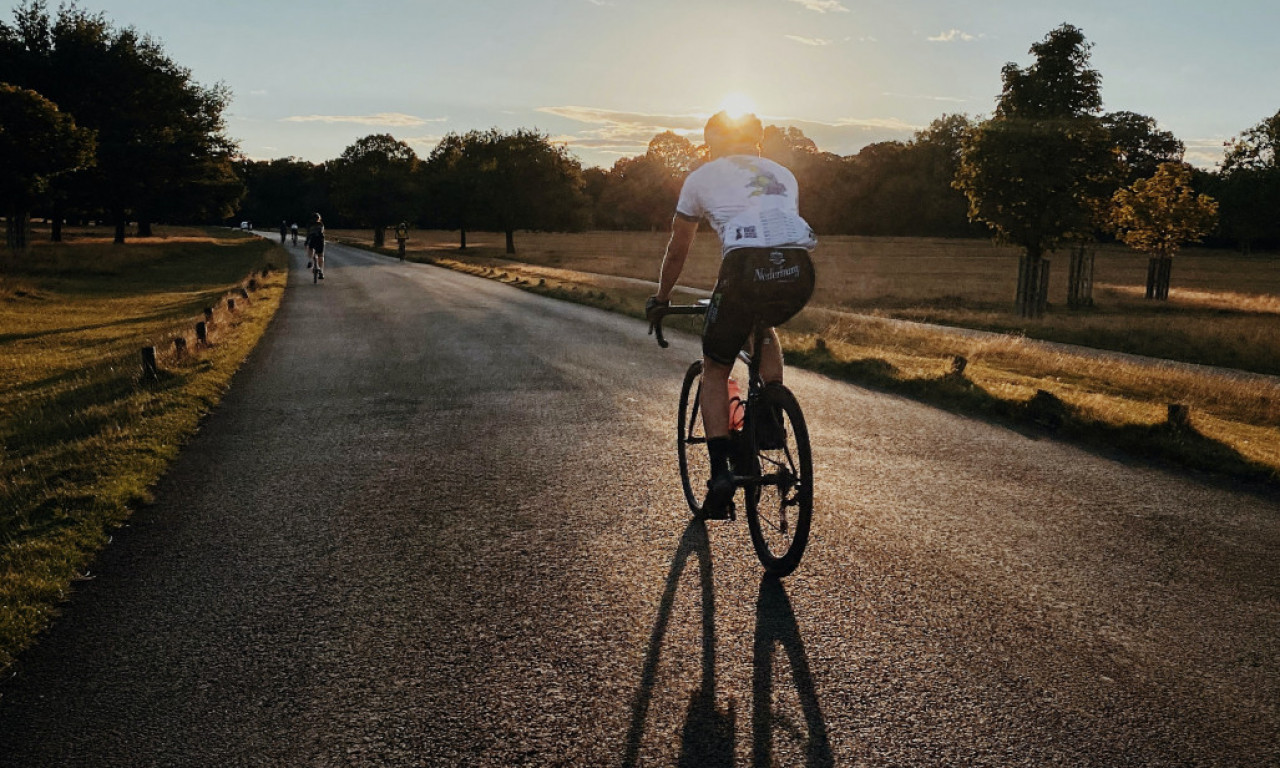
[786,0,849,12]
[281,113,445,127]
[928,29,977,42]
[883,91,969,104]
[537,106,705,155]
[786,35,832,46]
[1183,139,1228,169]
[541,105,920,163]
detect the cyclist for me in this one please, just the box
[279,220,287,244]
[305,213,326,279]
[646,111,816,518]
[290,221,299,246]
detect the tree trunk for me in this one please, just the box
[138,221,153,238]
[460,228,467,250]
[113,210,127,244]
[1145,255,1174,300]
[373,226,385,248]
[1067,245,1094,308]
[6,210,30,251]
[1015,250,1049,318]
[505,229,515,255]
[50,201,64,242]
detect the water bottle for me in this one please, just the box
[727,378,745,432]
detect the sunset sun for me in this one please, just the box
[719,91,756,118]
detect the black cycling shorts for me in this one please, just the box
[702,247,815,366]
[308,237,325,255]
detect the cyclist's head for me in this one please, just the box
[313,213,322,224]
[703,111,764,157]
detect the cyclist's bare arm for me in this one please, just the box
[656,216,698,301]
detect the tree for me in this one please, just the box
[0,83,95,250]
[330,134,419,247]
[0,1,241,242]
[1101,111,1184,186]
[1216,109,1280,252]
[423,131,488,248]
[1110,162,1217,300]
[472,129,588,253]
[955,23,1114,317]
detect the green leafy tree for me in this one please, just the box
[423,131,489,248]
[472,128,588,253]
[0,1,241,242]
[1101,111,1184,186]
[330,134,419,247]
[955,23,1115,317]
[594,132,699,230]
[0,83,95,250]
[1215,109,1280,251]
[1110,162,1217,300]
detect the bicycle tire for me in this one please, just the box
[744,383,812,577]
[676,360,712,517]
[313,264,319,284]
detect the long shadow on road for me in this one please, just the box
[622,521,832,767]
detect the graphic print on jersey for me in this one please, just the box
[731,158,787,197]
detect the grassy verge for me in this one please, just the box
[341,233,1280,489]
[0,226,287,671]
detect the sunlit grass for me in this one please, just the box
[0,225,286,670]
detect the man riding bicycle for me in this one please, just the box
[646,111,816,519]
[305,213,326,280]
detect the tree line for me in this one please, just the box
[1,1,240,248]
[5,4,1276,316]
[242,29,1277,286]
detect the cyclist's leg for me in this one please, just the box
[758,327,784,385]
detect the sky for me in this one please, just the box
[26,0,1280,170]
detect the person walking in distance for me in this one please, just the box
[305,213,326,279]
[645,111,816,518]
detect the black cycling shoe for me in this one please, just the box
[700,470,736,520]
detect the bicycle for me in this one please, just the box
[649,301,813,578]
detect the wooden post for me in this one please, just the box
[1168,403,1190,428]
[196,322,208,345]
[237,287,249,300]
[248,278,258,292]
[173,337,187,356]
[141,346,158,379]
[204,307,214,323]
[227,298,236,312]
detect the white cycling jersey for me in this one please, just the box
[675,155,817,257]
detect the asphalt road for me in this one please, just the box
[1,237,1277,767]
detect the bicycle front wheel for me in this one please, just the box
[744,383,813,577]
[676,360,711,517]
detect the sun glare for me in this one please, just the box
[719,92,756,119]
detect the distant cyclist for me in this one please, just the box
[305,213,326,280]
[645,111,816,518]
[279,220,287,244]
[290,221,299,246]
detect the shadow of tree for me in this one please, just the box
[788,343,1279,492]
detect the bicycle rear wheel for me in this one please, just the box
[676,360,712,517]
[744,383,812,577]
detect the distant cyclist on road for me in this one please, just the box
[305,213,326,280]
[645,111,816,518]
[290,221,299,246]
